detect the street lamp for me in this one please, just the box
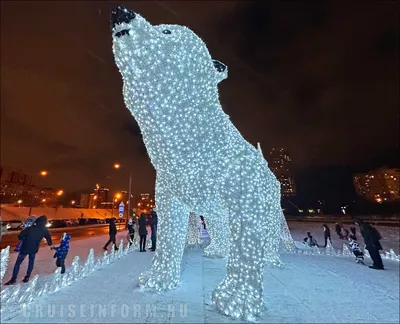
[71,200,75,206]
[17,199,22,207]
[113,163,133,223]
[57,190,64,196]
[40,170,48,176]
[111,194,121,216]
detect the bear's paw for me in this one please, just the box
[138,267,180,292]
[211,278,263,321]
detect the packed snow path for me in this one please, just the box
[3,247,399,323]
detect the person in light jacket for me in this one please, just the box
[127,217,135,246]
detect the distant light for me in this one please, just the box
[114,163,121,169]
[40,170,48,176]
[17,200,22,204]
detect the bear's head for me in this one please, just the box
[110,6,227,116]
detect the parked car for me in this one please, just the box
[86,218,99,225]
[1,221,11,230]
[78,218,88,226]
[97,219,106,224]
[48,219,67,228]
[64,219,78,226]
[7,220,23,230]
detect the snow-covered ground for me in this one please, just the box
[2,230,131,281]
[288,221,400,254]
[1,222,399,323]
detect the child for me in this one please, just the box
[52,233,71,274]
[14,215,36,252]
[303,232,319,247]
[348,234,364,265]
[23,215,36,228]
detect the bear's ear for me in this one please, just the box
[212,59,228,83]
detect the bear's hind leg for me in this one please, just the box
[211,157,281,320]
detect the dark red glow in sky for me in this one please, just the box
[1,1,398,195]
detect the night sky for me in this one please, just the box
[1,1,398,198]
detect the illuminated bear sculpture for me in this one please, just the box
[111,6,291,320]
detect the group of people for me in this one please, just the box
[103,211,158,253]
[5,215,70,285]
[3,212,387,285]
[303,218,385,270]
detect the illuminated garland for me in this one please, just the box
[111,6,293,320]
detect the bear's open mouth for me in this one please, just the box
[115,29,130,38]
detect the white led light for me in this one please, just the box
[111,11,292,320]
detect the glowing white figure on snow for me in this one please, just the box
[111,6,288,320]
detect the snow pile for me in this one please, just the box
[288,240,400,262]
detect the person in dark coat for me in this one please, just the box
[150,211,158,251]
[127,217,135,246]
[103,217,118,251]
[350,225,357,239]
[52,233,71,274]
[138,213,148,252]
[5,215,53,285]
[354,217,384,270]
[335,223,342,238]
[322,224,333,248]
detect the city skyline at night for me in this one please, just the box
[0,1,398,202]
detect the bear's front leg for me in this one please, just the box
[138,180,190,291]
[211,157,281,321]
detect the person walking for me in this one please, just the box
[5,215,53,285]
[139,213,148,252]
[322,224,333,248]
[354,217,384,270]
[103,217,118,251]
[52,233,71,274]
[150,211,158,251]
[127,217,135,246]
